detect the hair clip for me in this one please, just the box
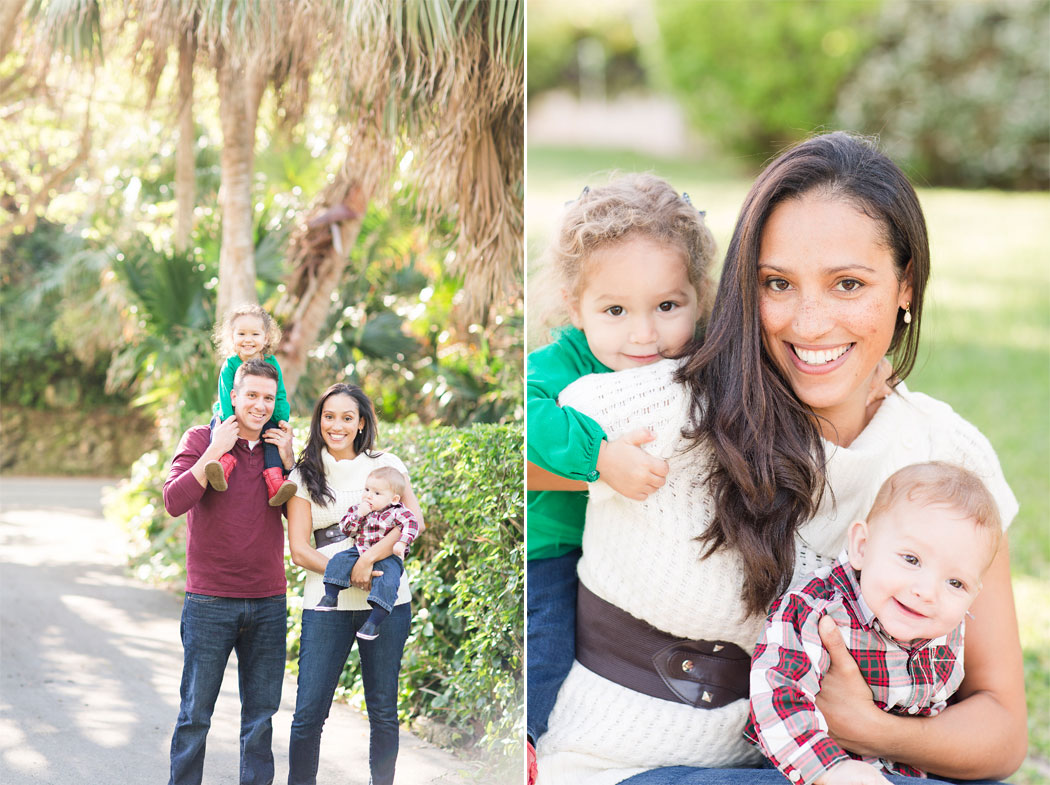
[565,185,590,206]
[681,192,706,217]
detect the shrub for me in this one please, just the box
[834,0,1050,189]
[104,418,523,757]
[654,0,881,159]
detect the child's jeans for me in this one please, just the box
[209,415,283,469]
[323,547,404,612]
[526,547,581,743]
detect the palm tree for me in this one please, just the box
[276,1,524,391]
[15,0,523,395]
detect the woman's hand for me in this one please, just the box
[349,553,384,590]
[350,525,403,590]
[816,615,886,756]
[527,461,586,491]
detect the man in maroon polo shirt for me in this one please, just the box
[163,359,294,785]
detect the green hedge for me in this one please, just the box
[104,420,523,756]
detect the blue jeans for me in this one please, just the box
[169,592,287,785]
[288,603,411,785]
[617,766,1008,784]
[322,548,404,613]
[526,549,581,743]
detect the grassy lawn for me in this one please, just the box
[528,144,1050,783]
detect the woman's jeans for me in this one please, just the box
[526,549,581,743]
[288,603,411,785]
[617,766,1009,784]
[168,592,287,785]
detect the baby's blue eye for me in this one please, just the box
[902,554,919,566]
[948,578,965,590]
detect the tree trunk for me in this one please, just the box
[275,182,370,395]
[174,29,196,254]
[215,51,266,315]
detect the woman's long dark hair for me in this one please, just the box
[295,383,382,506]
[676,132,930,617]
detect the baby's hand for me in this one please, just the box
[596,428,669,501]
[355,501,372,517]
[816,760,891,785]
[392,542,406,559]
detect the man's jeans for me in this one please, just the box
[169,592,287,785]
[288,603,411,785]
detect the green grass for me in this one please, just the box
[528,144,1050,783]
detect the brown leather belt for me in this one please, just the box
[575,582,751,708]
[314,523,349,549]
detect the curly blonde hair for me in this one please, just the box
[213,303,282,358]
[533,173,718,330]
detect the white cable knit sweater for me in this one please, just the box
[536,360,1017,785]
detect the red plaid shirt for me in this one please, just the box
[338,501,421,554]
[745,551,965,785]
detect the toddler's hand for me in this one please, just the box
[816,759,891,785]
[392,542,406,559]
[596,428,669,501]
[356,501,373,517]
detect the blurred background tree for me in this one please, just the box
[527,0,1049,188]
[1,0,523,456]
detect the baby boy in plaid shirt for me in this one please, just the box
[746,462,1002,785]
[316,465,421,640]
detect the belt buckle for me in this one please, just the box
[651,640,748,708]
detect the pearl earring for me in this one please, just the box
[903,303,912,325]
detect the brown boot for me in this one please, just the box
[264,467,297,507]
[204,453,237,491]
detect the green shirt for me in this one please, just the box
[527,327,610,560]
[212,355,290,424]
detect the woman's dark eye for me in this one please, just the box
[766,278,789,292]
[838,279,863,292]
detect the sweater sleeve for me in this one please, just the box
[526,338,607,482]
[746,595,849,785]
[215,357,238,420]
[268,355,290,423]
[163,427,209,517]
[394,507,421,546]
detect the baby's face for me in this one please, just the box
[362,478,399,512]
[847,498,995,644]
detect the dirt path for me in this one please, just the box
[0,477,492,784]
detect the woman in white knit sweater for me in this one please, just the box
[534,133,1025,785]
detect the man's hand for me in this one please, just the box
[816,615,884,757]
[262,420,295,469]
[816,759,891,785]
[596,428,669,501]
